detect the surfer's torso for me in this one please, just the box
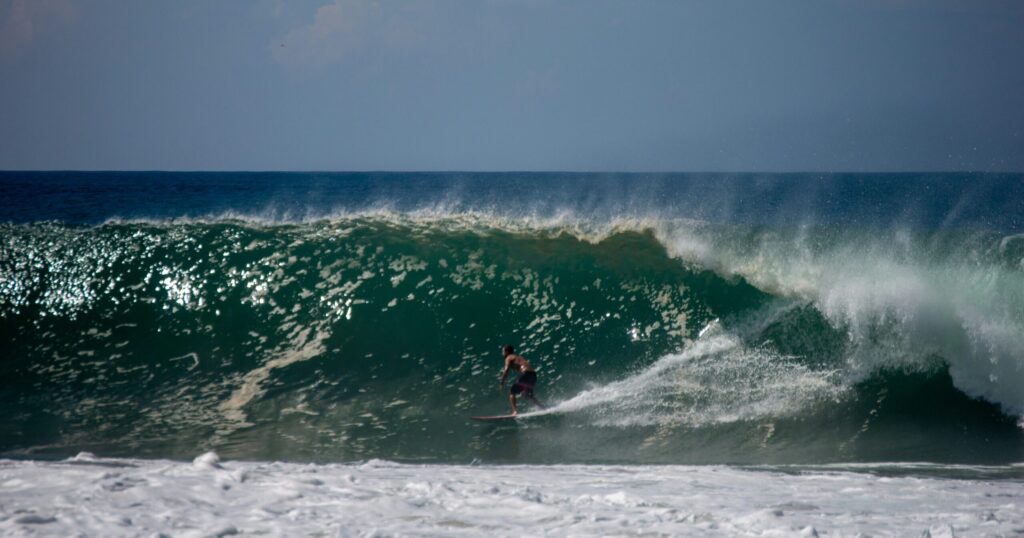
[506,353,534,373]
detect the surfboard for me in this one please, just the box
[470,414,518,421]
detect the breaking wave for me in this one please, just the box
[2,210,1022,464]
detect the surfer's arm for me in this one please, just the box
[499,358,511,390]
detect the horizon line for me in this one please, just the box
[1,169,1021,175]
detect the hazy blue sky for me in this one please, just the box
[1,0,1022,171]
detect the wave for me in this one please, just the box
[1,213,1022,463]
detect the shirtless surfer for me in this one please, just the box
[499,344,544,415]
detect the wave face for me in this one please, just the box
[1,172,1023,464]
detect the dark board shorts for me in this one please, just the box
[511,371,537,395]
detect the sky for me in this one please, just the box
[0,0,1022,172]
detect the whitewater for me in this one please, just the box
[2,453,1023,537]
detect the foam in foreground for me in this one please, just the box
[1,452,1022,537]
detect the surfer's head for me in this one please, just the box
[502,344,515,357]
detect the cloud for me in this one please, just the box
[0,0,75,60]
[271,0,383,69]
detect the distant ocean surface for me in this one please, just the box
[2,171,1023,465]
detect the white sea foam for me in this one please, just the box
[1,454,1021,537]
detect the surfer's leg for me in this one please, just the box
[526,392,545,409]
[509,393,518,415]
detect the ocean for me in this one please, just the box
[1,171,1023,536]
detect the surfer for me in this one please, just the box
[499,344,543,415]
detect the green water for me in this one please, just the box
[1,218,1022,463]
